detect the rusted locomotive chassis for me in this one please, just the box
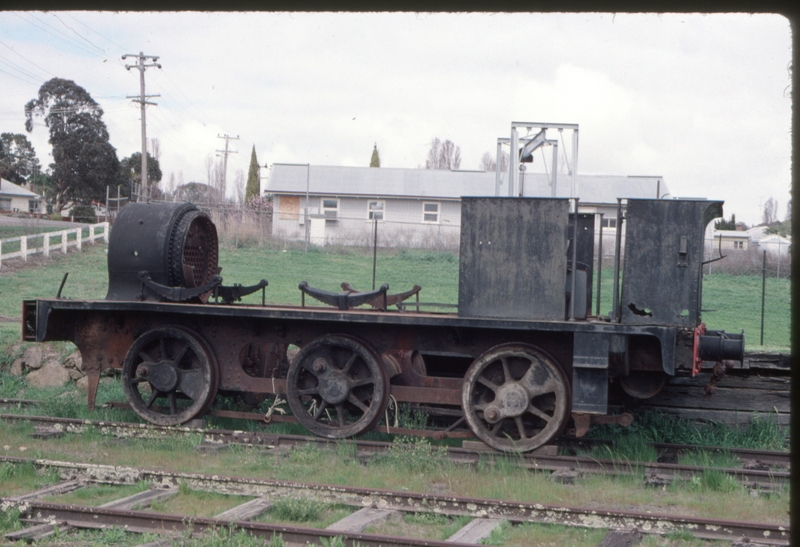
[26,298,679,412]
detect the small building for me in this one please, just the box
[0,178,44,214]
[709,229,751,251]
[266,164,669,247]
[755,234,791,256]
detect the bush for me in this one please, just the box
[71,205,97,224]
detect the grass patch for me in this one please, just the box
[376,436,448,473]
[270,497,328,522]
[587,410,788,451]
[0,461,61,497]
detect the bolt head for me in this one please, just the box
[486,408,499,421]
[312,358,327,373]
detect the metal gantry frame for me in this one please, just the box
[495,122,579,199]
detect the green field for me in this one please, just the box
[0,242,790,351]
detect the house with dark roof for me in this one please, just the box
[0,178,44,214]
[265,164,669,247]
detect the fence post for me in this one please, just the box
[21,236,27,261]
[61,230,68,254]
[0,239,3,268]
[44,232,50,257]
[103,222,109,243]
[760,250,766,346]
[372,218,378,290]
[75,228,82,252]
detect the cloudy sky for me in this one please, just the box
[0,12,791,225]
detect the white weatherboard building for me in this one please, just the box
[266,164,669,247]
[0,178,44,214]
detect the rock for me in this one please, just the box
[26,360,71,388]
[63,351,82,371]
[67,368,85,381]
[21,346,46,370]
[9,358,23,376]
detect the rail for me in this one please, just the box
[0,222,109,268]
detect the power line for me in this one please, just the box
[0,39,56,79]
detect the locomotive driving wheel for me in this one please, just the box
[286,335,389,439]
[462,343,570,452]
[122,326,219,426]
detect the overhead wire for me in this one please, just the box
[0,39,57,79]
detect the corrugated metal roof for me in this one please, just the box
[266,164,669,204]
[0,178,38,198]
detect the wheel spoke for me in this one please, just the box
[131,377,147,385]
[137,352,153,364]
[476,375,499,392]
[335,404,346,427]
[173,344,190,367]
[341,352,358,375]
[490,421,503,437]
[159,337,167,360]
[500,356,512,383]
[514,416,528,440]
[347,393,369,413]
[146,390,160,408]
[297,387,319,396]
[527,404,553,423]
[168,392,177,415]
[349,377,374,389]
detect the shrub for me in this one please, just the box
[71,205,97,224]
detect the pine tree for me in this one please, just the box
[370,143,380,167]
[245,145,260,202]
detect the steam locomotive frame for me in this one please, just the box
[21,197,744,452]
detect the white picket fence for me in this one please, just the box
[0,222,109,269]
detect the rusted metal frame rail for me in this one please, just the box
[29,297,677,343]
[0,456,789,544]
[1,414,788,489]
[10,501,469,547]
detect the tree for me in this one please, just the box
[479,150,509,172]
[762,197,779,225]
[370,143,380,167]
[120,152,162,200]
[714,213,736,230]
[25,78,120,212]
[425,138,461,170]
[245,145,260,202]
[234,168,245,204]
[0,133,40,185]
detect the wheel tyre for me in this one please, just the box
[122,326,219,426]
[462,343,570,452]
[286,334,389,439]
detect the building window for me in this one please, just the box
[422,202,440,223]
[368,200,385,221]
[601,218,617,228]
[321,198,339,220]
[0,199,11,212]
[734,240,744,250]
[28,200,39,213]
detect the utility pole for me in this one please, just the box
[216,134,239,200]
[123,52,161,201]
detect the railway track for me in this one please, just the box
[0,455,790,545]
[1,413,789,491]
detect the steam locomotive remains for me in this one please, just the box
[21,197,744,452]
